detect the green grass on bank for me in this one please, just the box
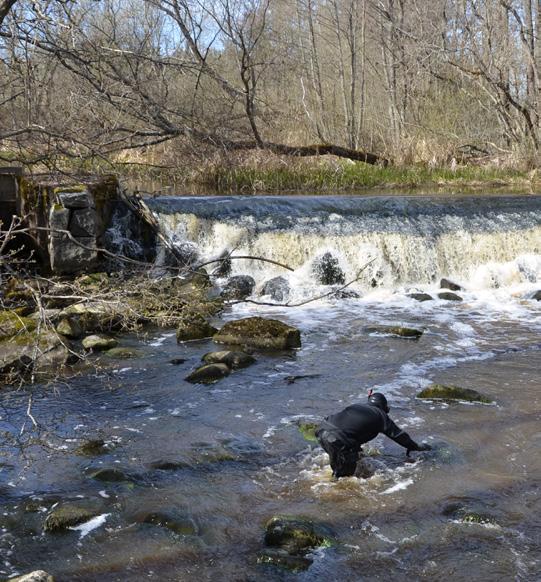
[205,163,536,193]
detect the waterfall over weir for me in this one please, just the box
[144,195,541,293]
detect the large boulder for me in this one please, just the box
[261,276,290,302]
[214,317,301,350]
[312,252,345,285]
[221,275,256,300]
[185,363,230,384]
[417,384,492,403]
[176,313,218,342]
[202,350,256,370]
[44,500,102,532]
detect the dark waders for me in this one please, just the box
[316,426,361,478]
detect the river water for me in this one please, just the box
[1,194,540,581]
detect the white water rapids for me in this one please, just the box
[144,194,541,299]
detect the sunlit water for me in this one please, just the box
[1,194,540,581]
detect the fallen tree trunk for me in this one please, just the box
[208,137,388,166]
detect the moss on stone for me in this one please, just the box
[417,384,492,403]
[0,310,36,340]
[264,515,332,554]
[214,317,301,350]
[297,421,319,442]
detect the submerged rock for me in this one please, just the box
[75,439,109,456]
[257,549,313,572]
[138,511,198,536]
[440,278,463,291]
[297,421,319,442]
[103,346,143,359]
[407,292,433,302]
[442,502,498,525]
[261,276,290,302]
[364,325,423,338]
[438,291,463,301]
[264,515,332,555]
[417,384,492,403]
[202,350,256,370]
[82,334,118,351]
[214,317,301,350]
[9,570,54,582]
[149,459,190,471]
[185,363,230,384]
[176,313,218,342]
[312,252,345,285]
[86,467,133,482]
[44,500,102,532]
[221,275,256,300]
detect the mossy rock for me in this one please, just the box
[364,325,423,338]
[417,384,492,403]
[103,347,143,359]
[214,317,301,350]
[61,301,126,332]
[82,334,118,351]
[44,501,101,532]
[297,421,319,442]
[264,515,332,555]
[0,330,75,382]
[257,548,313,572]
[176,313,218,342]
[185,363,230,384]
[55,317,82,339]
[201,350,256,370]
[0,310,36,341]
[138,511,198,536]
[75,439,109,456]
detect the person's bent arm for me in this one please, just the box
[382,416,429,453]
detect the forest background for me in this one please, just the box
[2,0,541,192]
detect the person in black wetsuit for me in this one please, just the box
[316,392,431,478]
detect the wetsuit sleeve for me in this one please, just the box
[381,416,420,451]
